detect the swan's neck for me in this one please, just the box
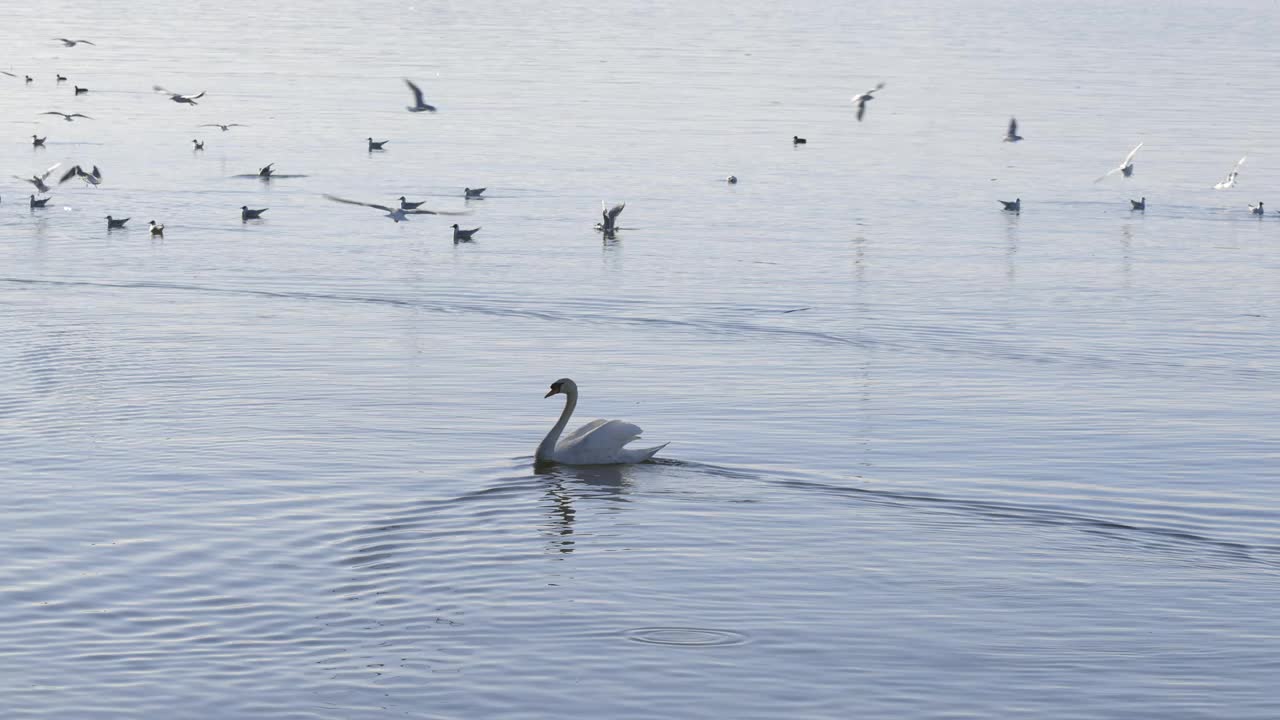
[537,388,577,461]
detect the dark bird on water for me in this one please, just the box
[32,135,46,147]
[1003,117,1022,142]
[74,85,87,95]
[241,206,268,221]
[595,202,625,234]
[1130,197,1145,211]
[30,195,51,209]
[150,221,164,237]
[105,215,129,229]
[1000,198,1021,213]
[451,224,481,242]
[793,135,807,145]
[192,139,204,150]
[368,138,388,151]
[464,187,486,198]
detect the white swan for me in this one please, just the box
[536,378,668,465]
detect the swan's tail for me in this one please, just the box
[638,442,669,461]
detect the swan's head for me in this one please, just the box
[545,378,576,398]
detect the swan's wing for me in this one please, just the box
[558,418,645,457]
[1122,142,1143,166]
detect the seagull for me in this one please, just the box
[1003,117,1022,142]
[32,135,46,147]
[451,224,481,241]
[1214,156,1247,190]
[154,86,205,105]
[241,206,268,221]
[595,202,625,233]
[258,163,275,178]
[398,196,425,210]
[55,38,95,47]
[149,221,164,237]
[1250,202,1264,216]
[1130,197,1145,211]
[73,85,88,95]
[367,138,388,151]
[324,194,445,223]
[14,163,61,193]
[56,74,67,82]
[29,195,51,209]
[851,81,885,121]
[1000,198,1021,213]
[1095,142,1143,182]
[105,215,129,229]
[464,187,486,198]
[200,123,245,131]
[725,175,738,184]
[41,111,92,122]
[793,135,807,144]
[59,164,102,186]
[404,79,437,112]
[25,75,33,84]
[192,139,204,150]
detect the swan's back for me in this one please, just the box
[554,418,663,465]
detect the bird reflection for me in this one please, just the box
[535,462,631,555]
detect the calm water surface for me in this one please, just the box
[2,1,1278,718]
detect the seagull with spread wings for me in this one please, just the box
[324,194,467,222]
[404,79,437,112]
[154,85,206,105]
[851,82,885,121]
[1003,117,1022,143]
[42,111,92,122]
[1214,156,1247,190]
[14,163,61,194]
[200,123,245,131]
[1095,143,1144,182]
[55,38,95,47]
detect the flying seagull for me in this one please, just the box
[404,79,437,112]
[241,206,268,221]
[14,163,61,193]
[200,123,245,131]
[59,164,102,186]
[41,111,92,122]
[324,194,444,223]
[1214,156,1247,190]
[55,38,95,47]
[595,202,625,233]
[1095,142,1144,182]
[154,85,205,105]
[851,81,885,121]
[1003,117,1022,142]
[451,224,481,241]
[1000,198,1021,213]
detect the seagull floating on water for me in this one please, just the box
[595,202,625,234]
[1250,202,1264,216]
[404,79,437,113]
[55,38,95,47]
[464,187,486,198]
[851,81,885,121]
[73,85,87,95]
[14,164,61,193]
[149,221,164,237]
[451,224,481,242]
[154,85,205,105]
[398,196,425,210]
[367,138,388,151]
[1000,198,1021,213]
[258,163,274,178]
[241,206,268,221]
[105,215,129,229]
[56,74,66,82]
[1095,142,1143,182]
[25,75,33,84]
[59,164,102,186]
[32,135,46,147]
[42,111,92,122]
[29,195,51,209]
[192,139,204,150]
[793,135,807,144]
[1003,117,1022,142]
[1214,156,1246,190]
[324,194,448,223]
[200,123,245,132]
[1130,197,1145,211]
[725,175,738,184]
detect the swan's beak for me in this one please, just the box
[544,388,559,398]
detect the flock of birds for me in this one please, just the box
[3,43,1272,466]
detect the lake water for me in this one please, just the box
[2,1,1278,717]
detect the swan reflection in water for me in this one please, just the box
[535,462,633,554]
